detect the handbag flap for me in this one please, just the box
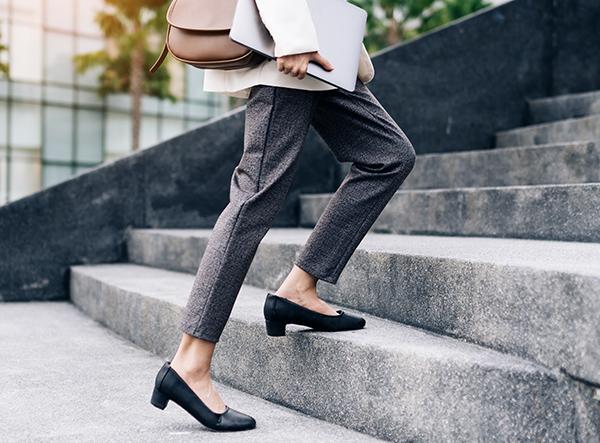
[167,0,238,31]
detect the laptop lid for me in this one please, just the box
[230,0,367,92]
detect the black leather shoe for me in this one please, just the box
[150,361,256,432]
[263,292,366,337]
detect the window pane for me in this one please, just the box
[45,85,75,105]
[75,165,95,176]
[76,109,103,163]
[160,118,185,142]
[141,116,159,149]
[10,157,41,200]
[11,81,43,102]
[8,0,42,25]
[188,102,216,120]
[0,100,7,149]
[186,67,205,101]
[107,94,131,112]
[76,36,104,87]
[168,63,185,99]
[161,99,185,119]
[10,103,41,151]
[44,106,73,162]
[0,100,7,203]
[77,89,103,107]
[185,120,202,131]
[43,164,73,188]
[10,23,43,82]
[46,0,75,31]
[0,154,7,204]
[77,0,104,36]
[46,32,74,84]
[105,111,131,156]
[142,96,160,114]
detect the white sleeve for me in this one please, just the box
[254,0,320,57]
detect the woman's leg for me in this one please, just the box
[278,78,416,300]
[170,84,319,410]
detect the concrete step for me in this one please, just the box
[70,263,578,442]
[299,183,600,242]
[495,114,600,147]
[125,228,600,387]
[529,90,600,124]
[1,302,377,442]
[403,141,600,189]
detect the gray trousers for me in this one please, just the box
[180,78,416,343]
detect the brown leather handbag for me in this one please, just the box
[150,0,266,73]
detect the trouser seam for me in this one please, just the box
[315,199,379,281]
[190,87,278,338]
[327,171,405,279]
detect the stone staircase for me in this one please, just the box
[70,90,600,442]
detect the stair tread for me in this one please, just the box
[72,262,557,374]
[317,181,600,194]
[401,141,600,190]
[415,140,597,158]
[1,301,379,442]
[528,90,600,124]
[133,227,600,277]
[496,114,600,135]
[299,182,600,243]
[71,263,575,441]
[127,227,600,386]
[529,89,600,106]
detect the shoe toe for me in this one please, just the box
[218,407,256,431]
[343,312,366,330]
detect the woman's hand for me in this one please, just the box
[276,51,334,80]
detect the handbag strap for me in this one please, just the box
[149,41,169,74]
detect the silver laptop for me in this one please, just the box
[229,0,367,92]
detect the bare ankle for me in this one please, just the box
[170,333,216,379]
[277,265,318,295]
[171,356,210,376]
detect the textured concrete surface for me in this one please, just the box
[529,90,600,124]
[368,0,552,153]
[4,0,600,304]
[0,107,339,303]
[301,183,600,242]
[551,0,600,95]
[369,0,600,153]
[0,152,145,302]
[402,141,600,189]
[70,263,579,442]
[0,302,379,442]
[496,115,600,147]
[126,228,600,386]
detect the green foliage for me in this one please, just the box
[349,0,491,52]
[0,28,8,77]
[74,0,174,100]
[419,0,491,34]
[74,38,173,100]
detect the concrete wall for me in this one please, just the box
[552,0,600,95]
[2,0,599,301]
[0,112,338,301]
[368,0,600,153]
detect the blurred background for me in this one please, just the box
[0,0,501,205]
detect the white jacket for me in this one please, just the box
[203,0,375,98]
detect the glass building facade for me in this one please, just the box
[0,0,230,204]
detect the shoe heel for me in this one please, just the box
[150,387,169,410]
[265,319,286,336]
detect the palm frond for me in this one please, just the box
[96,11,128,37]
